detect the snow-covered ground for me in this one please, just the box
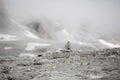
[25,42,51,51]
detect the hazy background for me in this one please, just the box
[0,0,9,33]
[1,0,120,42]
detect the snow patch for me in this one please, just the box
[98,39,120,48]
[19,53,37,58]
[25,43,51,51]
[4,47,12,50]
[89,74,103,79]
[0,34,20,41]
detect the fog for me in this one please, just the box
[1,0,120,43]
[0,0,9,33]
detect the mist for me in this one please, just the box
[2,0,120,43]
[1,1,120,79]
[0,0,9,33]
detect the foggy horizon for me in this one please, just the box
[0,0,120,43]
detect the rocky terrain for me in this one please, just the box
[0,45,120,80]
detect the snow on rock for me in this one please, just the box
[0,34,20,41]
[55,48,62,53]
[10,18,39,40]
[25,42,51,51]
[25,30,39,39]
[98,39,120,48]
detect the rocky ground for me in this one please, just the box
[0,45,120,80]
